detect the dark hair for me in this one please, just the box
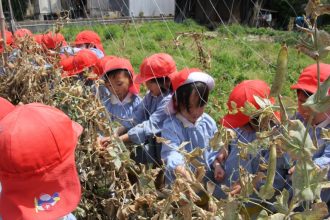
[297,89,313,97]
[173,81,209,113]
[148,76,172,93]
[103,69,132,83]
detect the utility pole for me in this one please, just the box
[0,0,6,51]
[7,0,15,32]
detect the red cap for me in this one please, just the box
[169,67,214,91]
[0,97,15,120]
[41,32,67,49]
[220,80,274,128]
[74,30,104,53]
[93,55,117,76]
[14,28,33,38]
[34,34,43,44]
[135,53,177,84]
[0,30,13,52]
[63,49,99,76]
[59,54,74,72]
[102,56,140,94]
[291,63,330,94]
[0,103,82,220]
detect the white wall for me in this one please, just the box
[87,0,111,17]
[129,0,175,17]
[38,0,62,14]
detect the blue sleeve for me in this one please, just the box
[121,95,142,129]
[161,119,185,172]
[127,95,171,144]
[314,141,330,168]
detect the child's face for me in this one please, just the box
[297,89,329,124]
[297,89,312,120]
[180,90,205,124]
[105,72,131,101]
[146,80,162,97]
[76,43,92,49]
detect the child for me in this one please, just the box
[0,30,13,53]
[161,68,217,183]
[14,28,33,38]
[61,49,99,85]
[0,103,82,220]
[290,63,330,207]
[41,32,68,50]
[214,80,289,199]
[71,30,104,58]
[0,97,14,120]
[98,56,142,132]
[114,53,176,166]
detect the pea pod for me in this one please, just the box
[270,44,288,97]
[259,143,276,200]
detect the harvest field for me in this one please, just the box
[1,1,330,219]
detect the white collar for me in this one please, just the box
[176,113,202,128]
[315,116,330,128]
[110,92,133,105]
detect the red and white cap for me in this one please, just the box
[0,97,15,120]
[169,67,215,92]
[0,103,82,220]
[167,68,215,114]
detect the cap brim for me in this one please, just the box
[220,112,250,129]
[134,74,154,84]
[290,83,317,94]
[0,153,81,220]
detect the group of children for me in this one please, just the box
[0,28,329,219]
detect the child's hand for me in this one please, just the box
[230,182,241,196]
[114,126,127,137]
[216,148,228,163]
[99,136,111,148]
[288,166,295,174]
[213,162,225,182]
[175,165,193,181]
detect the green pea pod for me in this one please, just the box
[270,44,288,97]
[259,144,276,200]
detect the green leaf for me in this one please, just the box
[277,120,316,160]
[303,75,330,113]
[274,189,290,214]
[113,158,122,170]
[292,160,327,201]
[253,95,273,109]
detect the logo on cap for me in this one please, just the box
[35,193,60,212]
